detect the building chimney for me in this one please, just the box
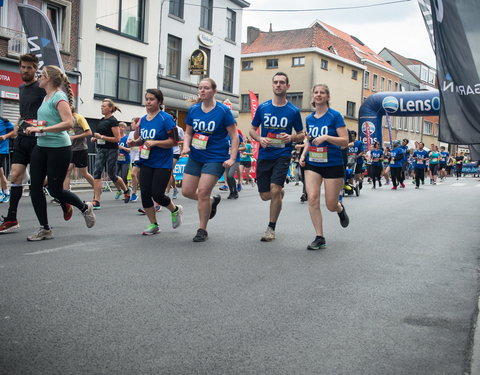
[247,26,260,44]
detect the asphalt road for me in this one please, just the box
[1,176,479,374]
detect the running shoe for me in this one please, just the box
[142,223,160,236]
[209,195,221,219]
[307,236,326,250]
[172,188,179,199]
[27,227,53,241]
[379,181,382,187]
[400,183,406,188]
[0,216,19,233]
[0,191,4,202]
[391,186,397,190]
[237,184,242,192]
[138,206,161,215]
[415,186,419,189]
[337,204,349,228]
[372,186,376,189]
[227,193,235,199]
[92,200,101,210]
[63,203,73,221]
[193,228,208,242]
[171,205,183,229]
[50,198,61,205]
[82,202,96,228]
[2,193,10,203]
[124,188,131,203]
[114,191,121,199]
[260,227,275,242]
[130,193,138,202]
[219,185,228,191]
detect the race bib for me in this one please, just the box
[97,138,106,145]
[390,159,395,165]
[431,158,438,163]
[192,133,209,150]
[417,160,424,164]
[140,145,150,159]
[308,146,328,163]
[373,158,379,162]
[118,153,126,162]
[34,120,47,137]
[267,133,285,148]
[68,129,75,136]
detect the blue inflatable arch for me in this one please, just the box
[358,90,440,147]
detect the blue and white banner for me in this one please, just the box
[17,4,64,70]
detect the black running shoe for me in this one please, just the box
[338,203,349,228]
[193,228,208,242]
[307,236,326,250]
[209,194,221,219]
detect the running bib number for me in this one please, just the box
[118,153,126,162]
[97,138,106,145]
[309,146,328,163]
[192,133,209,150]
[373,158,379,162]
[431,158,438,163]
[33,120,47,137]
[267,133,285,148]
[140,145,150,159]
[417,160,424,164]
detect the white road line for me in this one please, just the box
[451,183,466,187]
[24,243,84,256]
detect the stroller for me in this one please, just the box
[343,154,360,197]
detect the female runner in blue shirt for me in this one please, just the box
[127,89,183,235]
[181,78,239,242]
[369,141,384,189]
[299,84,349,250]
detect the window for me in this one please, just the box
[223,56,234,93]
[363,71,370,89]
[169,0,184,19]
[0,0,72,54]
[321,59,328,70]
[394,82,399,91]
[226,8,236,41]
[199,46,211,78]
[372,74,378,91]
[409,117,414,132]
[241,93,258,112]
[380,77,385,91]
[351,70,358,80]
[95,47,143,103]
[200,0,213,31]
[167,35,182,79]
[266,59,278,69]
[387,80,392,91]
[242,60,253,71]
[96,0,144,39]
[346,101,356,118]
[415,117,420,133]
[433,123,438,137]
[286,92,303,109]
[424,121,433,135]
[292,57,305,67]
[337,65,344,74]
[397,117,403,130]
[403,117,408,131]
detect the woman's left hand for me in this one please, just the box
[223,158,235,168]
[143,140,155,148]
[312,135,328,146]
[25,127,40,135]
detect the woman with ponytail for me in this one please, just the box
[25,65,95,241]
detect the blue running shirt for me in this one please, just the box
[370,149,384,167]
[413,149,429,169]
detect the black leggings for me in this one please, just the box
[456,165,462,178]
[371,165,382,187]
[30,146,85,227]
[390,167,403,188]
[139,166,172,209]
[414,168,425,187]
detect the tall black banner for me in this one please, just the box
[419,0,480,145]
[17,4,64,71]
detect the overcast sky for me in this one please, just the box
[241,0,436,68]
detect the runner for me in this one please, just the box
[248,72,304,242]
[24,65,95,240]
[127,89,183,235]
[401,138,410,181]
[428,145,440,185]
[382,146,391,185]
[347,130,365,190]
[127,117,140,202]
[413,142,428,189]
[165,111,184,199]
[389,140,405,190]
[225,126,245,199]
[114,122,131,200]
[0,54,47,233]
[63,107,94,191]
[90,99,130,209]
[239,138,255,186]
[299,83,349,250]
[439,146,449,181]
[0,117,14,203]
[369,141,384,189]
[455,151,464,180]
[181,78,238,242]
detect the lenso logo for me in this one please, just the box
[361,121,375,135]
[382,96,399,113]
[383,95,440,113]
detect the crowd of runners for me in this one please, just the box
[0,54,476,249]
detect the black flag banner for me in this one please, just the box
[418,0,480,145]
[17,4,64,71]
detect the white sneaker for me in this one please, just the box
[82,202,96,228]
[260,227,275,242]
[27,227,53,241]
[171,205,183,229]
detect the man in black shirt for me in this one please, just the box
[0,54,46,233]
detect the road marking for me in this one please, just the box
[25,243,84,256]
[451,183,466,187]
